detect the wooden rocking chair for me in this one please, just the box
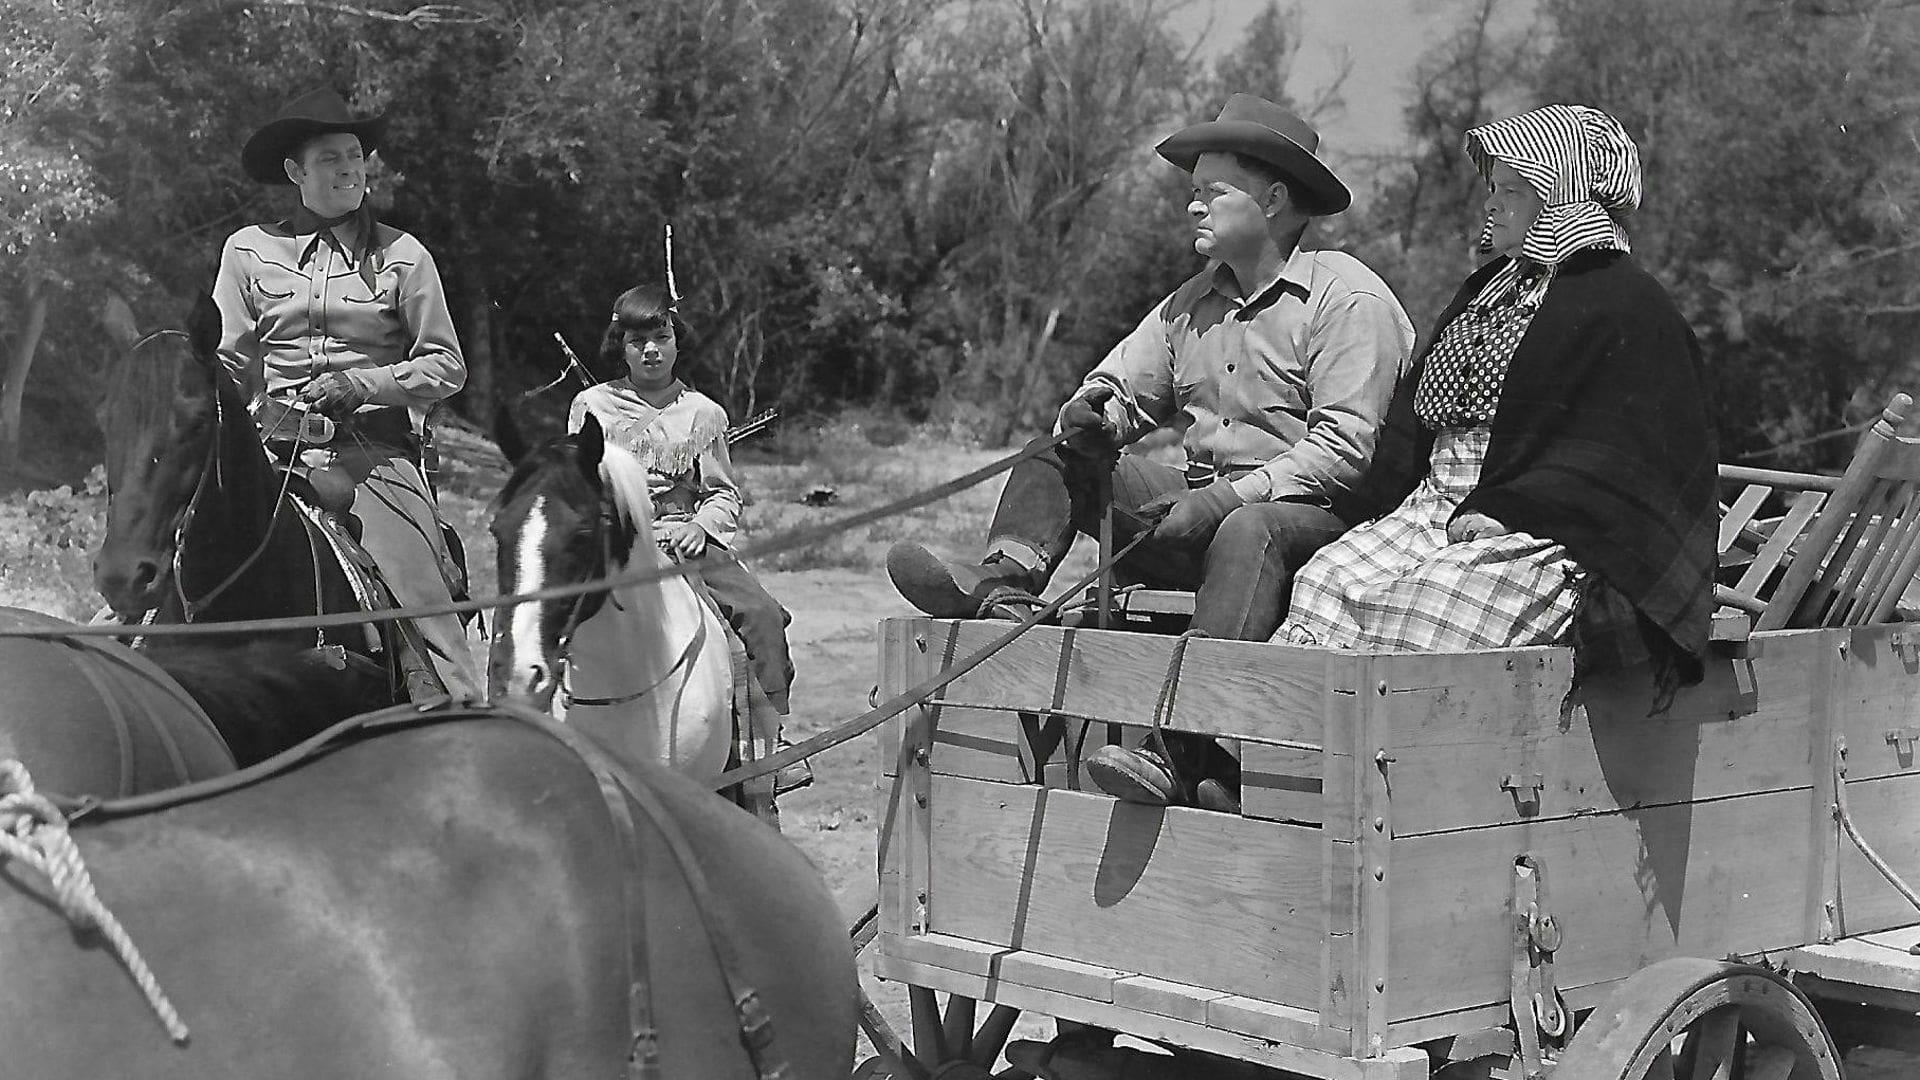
[1715,393,1920,635]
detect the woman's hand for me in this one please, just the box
[1447,511,1509,544]
[657,520,710,559]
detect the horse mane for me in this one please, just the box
[145,641,386,767]
[597,442,662,567]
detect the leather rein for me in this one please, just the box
[58,699,789,1080]
[550,505,706,711]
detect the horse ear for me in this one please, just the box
[185,294,222,364]
[493,402,529,465]
[575,414,605,478]
[99,292,141,353]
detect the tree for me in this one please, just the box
[1532,0,1920,466]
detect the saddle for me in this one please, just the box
[278,479,450,701]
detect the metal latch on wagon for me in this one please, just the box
[1502,772,1545,816]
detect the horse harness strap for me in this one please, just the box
[563,611,707,709]
[527,708,789,1079]
[61,702,792,1080]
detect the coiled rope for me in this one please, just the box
[0,760,189,1043]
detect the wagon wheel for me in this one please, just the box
[854,987,1028,1079]
[1553,958,1842,1080]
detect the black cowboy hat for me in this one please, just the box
[1156,94,1351,216]
[240,88,387,185]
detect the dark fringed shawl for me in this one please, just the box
[1346,249,1718,690]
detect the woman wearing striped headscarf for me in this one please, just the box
[1278,104,1717,694]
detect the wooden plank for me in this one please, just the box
[1241,741,1327,827]
[1835,625,1920,783]
[1383,976,1621,1049]
[996,950,1129,1002]
[1373,637,1831,837]
[1350,655,1392,1059]
[877,620,915,938]
[1720,484,1771,555]
[1112,975,1226,1023]
[1806,638,1844,943]
[925,705,1026,782]
[926,774,1327,1011]
[1734,489,1827,599]
[869,950,1413,1079]
[1790,937,1920,995]
[1857,925,1920,951]
[1210,993,1337,1047]
[1833,772,1920,936]
[890,932,1006,976]
[919,619,1338,748]
[1387,789,1816,1020]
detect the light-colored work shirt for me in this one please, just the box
[1063,248,1414,505]
[212,220,466,429]
[569,381,743,549]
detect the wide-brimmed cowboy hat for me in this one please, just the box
[1156,94,1350,216]
[240,88,387,185]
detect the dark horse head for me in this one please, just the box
[93,297,227,617]
[90,296,391,751]
[487,409,641,710]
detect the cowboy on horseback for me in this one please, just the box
[210,88,481,702]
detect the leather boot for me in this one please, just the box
[887,544,1038,619]
[1085,743,1181,806]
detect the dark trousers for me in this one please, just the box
[988,438,1348,640]
[688,553,795,714]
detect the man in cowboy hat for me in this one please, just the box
[887,94,1415,810]
[211,87,481,702]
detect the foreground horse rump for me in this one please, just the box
[0,715,856,1079]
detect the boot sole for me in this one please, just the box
[1085,748,1178,806]
[886,543,982,619]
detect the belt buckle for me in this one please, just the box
[293,406,336,445]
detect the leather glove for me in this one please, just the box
[1058,385,1119,456]
[1139,480,1244,546]
[299,371,374,418]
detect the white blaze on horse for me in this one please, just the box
[489,413,749,789]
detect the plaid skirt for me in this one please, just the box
[1277,428,1581,651]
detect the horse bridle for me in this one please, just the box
[127,330,319,629]
[548,504,705,710]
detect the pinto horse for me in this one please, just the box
[90,299,393,760]
[488,413,749,790]
[0,705,857,1078]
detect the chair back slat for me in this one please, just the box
[1755,392,1918,631]
[1719,484,1772,561]
[1868,494,1920,623]
[1730,488,1825,601]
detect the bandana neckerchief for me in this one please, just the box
[288,202,381,293]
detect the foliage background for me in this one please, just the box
[3,0,1918,488]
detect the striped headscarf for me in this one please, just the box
[1466,104,1642,267]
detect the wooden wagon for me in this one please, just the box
[864,398,1920,1080]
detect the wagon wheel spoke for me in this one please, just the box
[1683,1006,1741,1080]
[970,1004,1021,1067]
[909,985,948,1064]
[1553,959,1841,1080]
[942,994,978,1059]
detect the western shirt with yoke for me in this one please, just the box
[212,219,466,431]
[1064,248,1414,507]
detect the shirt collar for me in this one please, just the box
[1206,246,1314,308]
